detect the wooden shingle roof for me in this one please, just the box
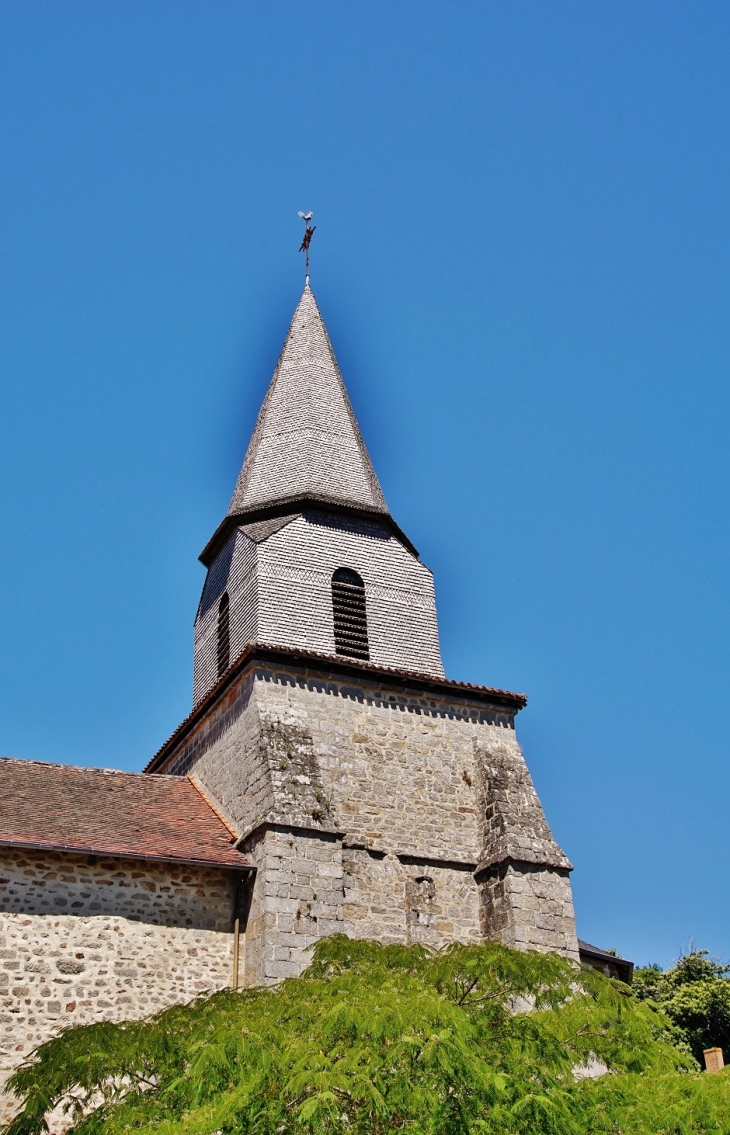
[228,283,388,520]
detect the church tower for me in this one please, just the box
[147,281,579,985]
[193,283,443,705]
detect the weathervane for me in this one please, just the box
[298,211,316,281]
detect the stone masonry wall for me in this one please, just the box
[239,826,483,986]
[479,862,577,955]
[165,662,563,869]
[241,827,344,986]
[0,847,238,1126]
[161,658,578,970]
[343,847,481,951]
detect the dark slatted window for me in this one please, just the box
[217,592,230,677]
[332,568,369,660]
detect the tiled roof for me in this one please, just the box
[228,283,389,519]
[0,758,249,871]
[578,940,634,984]
[578,940,632,966]
[146,641,528,774]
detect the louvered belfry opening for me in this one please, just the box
[331,568,369,660]
[217,592,230,678]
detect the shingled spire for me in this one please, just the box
[228,283,389,519]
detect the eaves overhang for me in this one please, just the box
[145,642,528,775]
[0,837,252,873]
[200,497,418,567]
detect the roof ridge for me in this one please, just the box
[0,755,182,779]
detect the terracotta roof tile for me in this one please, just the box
[0,758,249,871]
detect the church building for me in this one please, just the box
[0,280,578,1116]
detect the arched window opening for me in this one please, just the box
[331,568,369,660]
[217,592,230,678]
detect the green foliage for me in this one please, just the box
[634,949,730,1064]
[4,936,729,1135]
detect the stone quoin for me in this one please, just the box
[0,278,578,1120]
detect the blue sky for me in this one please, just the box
[0,1,728,968]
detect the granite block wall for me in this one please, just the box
[241,826,345,986]
[0,848,237,1126]
[163,657,579,968]
[342,848,481,949]
[479,861,578,955]
[166,662,504,856]
[238,827,484,986]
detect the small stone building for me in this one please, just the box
[0,281,578,1114]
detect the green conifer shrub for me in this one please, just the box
[4,936,730,1135]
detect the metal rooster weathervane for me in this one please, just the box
[298,211,316,280]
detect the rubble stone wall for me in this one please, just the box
[0,847,238,1125]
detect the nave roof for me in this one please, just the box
[0,758,248,871]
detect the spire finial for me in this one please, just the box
[298,211,316,283]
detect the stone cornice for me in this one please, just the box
[145,642,528,775]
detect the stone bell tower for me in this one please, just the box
[192,283,443,705]
[147,281,579,984]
